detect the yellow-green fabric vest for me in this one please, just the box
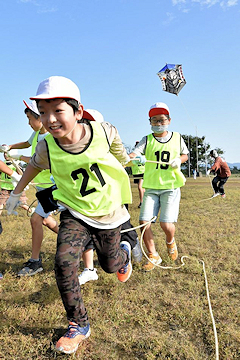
[0,162,15,190]
[143,132,186,189]
[31,131,52,188]
[131,163,145,176]
[45,121,132,217]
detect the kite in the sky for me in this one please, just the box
[157,64,186,96]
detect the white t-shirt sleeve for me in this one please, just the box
[27,131,36,145]
[132,136,147,156]
[180,136,189,155]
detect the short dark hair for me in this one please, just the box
[24,108,39,119]
[35,98,79,114]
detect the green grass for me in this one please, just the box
[0,177,240,359]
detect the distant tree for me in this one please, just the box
[230,166,240,174]
[182,135,209,171]
[182,135,224,175]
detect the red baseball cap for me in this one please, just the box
[149,102,170,117]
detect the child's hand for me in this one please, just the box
[5,192,22,215]
[170,158,181,169]
[0,144,10,153]
[132,155,146,165]
[207,169,211,175]
[10,172,22,188]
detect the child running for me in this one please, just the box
[6,76,132,354]
[129,102,188,271]
[207,149,231,198]
[78,109,142,285]
[1,100,58,276]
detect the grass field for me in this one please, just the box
[0,176,239,360]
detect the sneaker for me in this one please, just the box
[18,258,43,276]
[132,238,142,262]
[55,322,91,354]
[221,194,226,198]
[166,240,178,261]
[117,241,132,282]
[78,268,98,285]
[212,192,220,198]
[143,253,162,272]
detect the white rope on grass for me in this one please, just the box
[122,217,219,360]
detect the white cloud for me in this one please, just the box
[19,0,38,3]
[163,12,176,25]
[172,0,186,5]
[38,7,58,13]
[226,0,238,6]
[172,0,238,9]
[18,0,58,13]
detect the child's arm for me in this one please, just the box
[8,153,31,164]
[5,164,40,214]
[180,154,188,164]
[13,164,39,195]
[9,141,31,150]
[0,160,22,187]
[0,141,31,153]
[0,160,15,176]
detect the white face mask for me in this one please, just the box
[151,124,169,134]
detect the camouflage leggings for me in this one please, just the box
[55,210,128,326]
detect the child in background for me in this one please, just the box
[1,100,58,276]
[6,76,132,355]
[0,151,31,216]
[131,141,145,208]
[207,149,231,198]
[0,158,23,279]
[78,109,142,285]
[0,159,23,221]
[129,102,188,271]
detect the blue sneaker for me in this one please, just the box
[117,241,132,282]
[55,322,91,354]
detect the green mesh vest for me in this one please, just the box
[0,162,15,190]
[143,132,186,189]
[31,131,52,188]
[45,121,132,217]
[131,163,145,176]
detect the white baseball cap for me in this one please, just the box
[83,109,104,123]
[30,76,81,104]
[23,100,40,116]
[149,102,170,117]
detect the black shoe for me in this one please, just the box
[138,203,142,208]
[18,258,43,276]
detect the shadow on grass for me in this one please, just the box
[0,247,56,273]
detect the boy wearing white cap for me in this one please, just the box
[1,101,59,276]
[6,76,132,354]
[129,102,188,271]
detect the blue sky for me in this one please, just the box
[0,0,239,163]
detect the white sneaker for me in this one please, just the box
[132,238,142,262]
[78,268,98,285]
[212,193,220,198]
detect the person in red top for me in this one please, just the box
[207,149,231,198]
